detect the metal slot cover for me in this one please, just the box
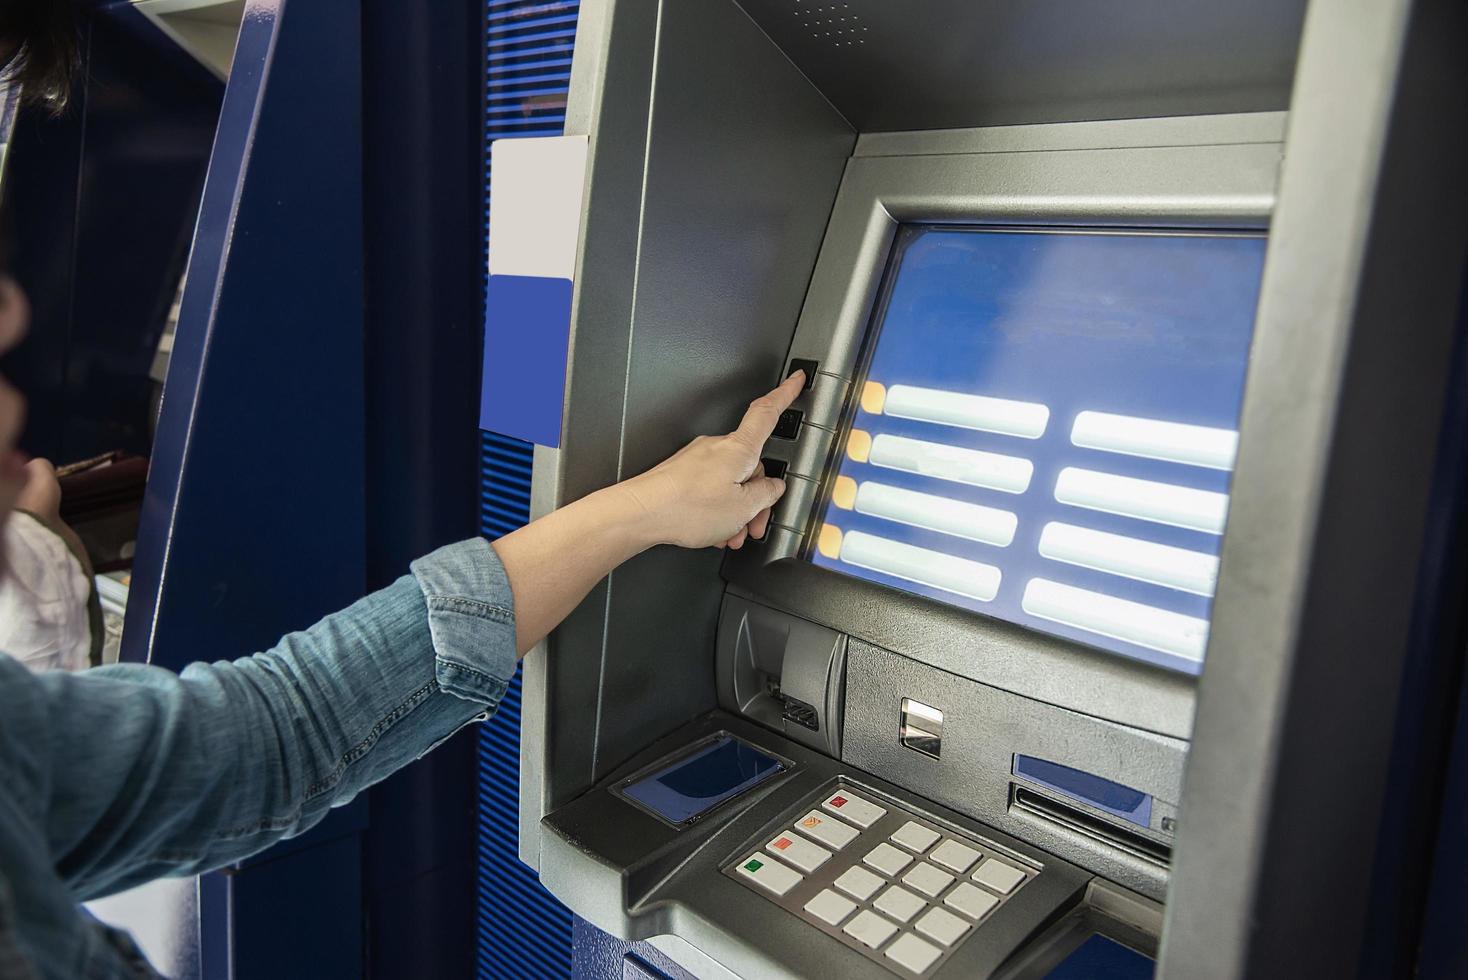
[900,698,943,758]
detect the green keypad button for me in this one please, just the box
[744,859,764,872]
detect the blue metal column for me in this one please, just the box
[356,0,489,974]
[125,0,368,975]
[475,2,579,977]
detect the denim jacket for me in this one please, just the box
[0,538,518,979]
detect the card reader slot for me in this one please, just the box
[1011,785,1171,868]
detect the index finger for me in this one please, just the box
[733,370,806,447]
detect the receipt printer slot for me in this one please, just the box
[717,595,847,757]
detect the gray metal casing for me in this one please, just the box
[518,1,1468,977]
[711,116,1287,906]
[518,0,855,862]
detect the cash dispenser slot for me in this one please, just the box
[1007,757,1176,867]
[1010,787,1172,869]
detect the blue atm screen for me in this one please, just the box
[811,227,1266,674]
[1046,935,1155,979]
[621,736,784,824]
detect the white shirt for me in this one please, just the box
[0,512,92,672]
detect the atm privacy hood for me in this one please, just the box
[734,0,1307,131]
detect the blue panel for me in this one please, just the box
[125,0,366,666]
[623,954,676,980]
[1014,756,1151,828]
[570,919,698,980]
[116,0,369,975]
[1373,264,1468,979]
[476,3,580,977]
[230,835,363,979]
[354,0,489,970]
[810,227,1266,674]
[480,275,574,447]
[1045,935,1155,980]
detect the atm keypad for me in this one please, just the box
[863,842,913,877]
[834,865,885,901]
[930,839,980,874]
[943,882,998,921]
[844,909,898,949]
[891,821,939,854]
[886,934,942,974]
[914,907,969,947]
[735,855,801,896]
[805,888,857,926]
[873,885,925,923]
[822,790,886,828]
[972,858,1026,895]
[767,832,832,873]
[724,784,1037,977]
[901,862,953,898]
[797,810,860,850]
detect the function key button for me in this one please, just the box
[872,884,926,924]
[804,888,857,927]
[842,909,898,950]
[788,359,819,391]
[944,882,1000,922]
[833,865,885,901]
[735,854,801,897]
[885,933,942,975]
[822,790,887,828]
[863,842,914,877]
[914,906,970,947]
[973,858,1027,895]
[795,811,859,850]
[902,862,955,898]
[891,821,940,854]
[930,838,981,874]
[765,832,831,873]
[773,409,803,440]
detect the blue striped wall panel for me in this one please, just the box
[477,2,580,978]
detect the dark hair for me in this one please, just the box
[0,1,79,115]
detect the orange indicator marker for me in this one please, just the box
[832,475,858,510]
[861,381,887,415]
[817,524,844,559]
[847,429,872,463]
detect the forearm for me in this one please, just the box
[491,373,804,656]
[14,540,518,900]
[491,484,659,655]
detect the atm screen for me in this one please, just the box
[1044,935,1154,979]
[810,226,1266,674]
[620,735,785,825]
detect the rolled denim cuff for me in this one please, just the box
[409,538,518,705]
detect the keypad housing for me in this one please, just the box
[724,782,1038,977]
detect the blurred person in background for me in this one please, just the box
[0,455,98,672]
[0,2,95,676]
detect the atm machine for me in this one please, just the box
[513,1,1468,977]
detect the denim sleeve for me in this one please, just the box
[0,538,516,901]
